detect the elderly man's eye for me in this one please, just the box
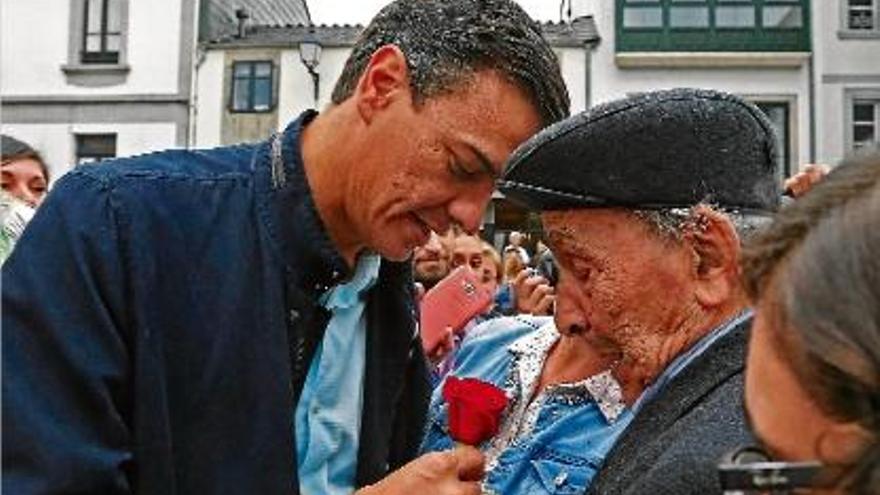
[448,159,478,179]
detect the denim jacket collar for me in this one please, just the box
[508,322,626,424]
[254,111,351,295]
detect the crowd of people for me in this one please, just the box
[2,0,879,494]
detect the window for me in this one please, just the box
[754,102,792,180]
[81,0,122,64]
[852,100,880,150]
[617,0,810,51]
[76,134,117,164]
[230,61,274,113]
[847,0,877,30]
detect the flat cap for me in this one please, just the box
[498,88,781,213]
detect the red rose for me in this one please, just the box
[442,376,509,445]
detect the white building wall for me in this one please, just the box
[2,123,178,182]
[278,46,351,127]
[194,50,226,148]
[558,48,589,113]
[1,0,182,96]
[812,0,880,164]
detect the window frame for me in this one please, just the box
[617,0,811,52]
[80,0,122,64]
[846,90,880,152]
[839,0,880,38]
[75,133,117,165]
[752,100,795,180]
[228,61,276,114]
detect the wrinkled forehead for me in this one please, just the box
[542,208,635,237]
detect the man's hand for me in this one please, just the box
[513,269,555,316]
[425,327,456,365]
[784,163,830,198]
[356,447,485,495]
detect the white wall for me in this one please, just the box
[811,0,880,164]
[558,47,589,113]
[1,123,178,182]
[1,0,183,96]
[278,46,351,127]
[194,50,225,148]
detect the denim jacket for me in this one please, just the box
[421,316,633,495]
[2,112,429,495]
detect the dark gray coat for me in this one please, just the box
[586,317,754,495]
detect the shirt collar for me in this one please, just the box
[255,111,351,295]
[321,254,382,310]
[508,320,626,423]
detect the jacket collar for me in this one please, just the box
[255,111,351,295]
[508,321,626,424]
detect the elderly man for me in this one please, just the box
[1,1,569,494]
[422,89,777,494]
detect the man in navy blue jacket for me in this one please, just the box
[1,1,569,494]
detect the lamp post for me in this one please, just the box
[298,27,322,104]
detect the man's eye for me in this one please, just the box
[449,160,478,179]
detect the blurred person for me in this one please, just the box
[413,230,451,294]
[422,89,779,494]
[1,134,49,208]
[481,241,503,293]
[736,153,880,495]
[1,135,50,262]
[1,1,570,494]
[503,230,530,264]
[533,240,558,286]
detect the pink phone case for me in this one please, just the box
[419,266,494,351]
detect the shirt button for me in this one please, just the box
[554,471,568,487]
[311,404,320,415]
[289,309,300,322]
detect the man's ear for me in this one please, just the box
[685,206,741,308]
[353,44,411,124]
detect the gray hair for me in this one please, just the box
[330,0,570,127]
[634,205,773,243]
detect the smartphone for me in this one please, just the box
[419,266,494,351]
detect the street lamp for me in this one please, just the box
[298,27,322,104]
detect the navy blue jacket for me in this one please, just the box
[2,112,430,494]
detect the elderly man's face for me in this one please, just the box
[543,209,697,351]
[348,70,540,261]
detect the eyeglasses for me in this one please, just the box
[718,445,831,494]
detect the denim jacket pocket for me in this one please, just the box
[529,454,599,495]
[420,403,454,453]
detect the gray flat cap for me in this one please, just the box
[498,88,781,213]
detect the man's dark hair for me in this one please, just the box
[330,0,570,127]
[741,152,880,494]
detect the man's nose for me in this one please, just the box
[554,280,588,336]
[447,185,493,234]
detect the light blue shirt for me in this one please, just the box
[295,254,381,495]
[421,316,633,494]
